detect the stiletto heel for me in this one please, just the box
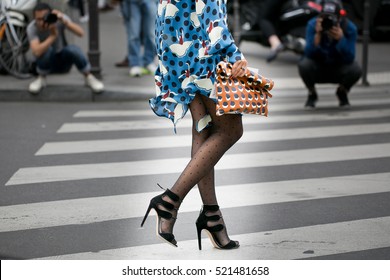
[140,185,181,247]
[196,224,203,250]
[140,204,152,227]
[195,205,239,250]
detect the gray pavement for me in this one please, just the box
[0,6,389,102]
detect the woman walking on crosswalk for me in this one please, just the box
[141,0,248,250]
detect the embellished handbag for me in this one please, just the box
[214,61,274,117]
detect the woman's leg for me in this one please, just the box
[158,94,212,236]
[171,94,243,199]
[187,94,215,204]
[165,94,243,245]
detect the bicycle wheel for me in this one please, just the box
[0,18,32,79]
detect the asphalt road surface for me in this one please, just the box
[1,86,390,260]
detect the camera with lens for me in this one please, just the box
[43,13,58,24]
[320,1,341,31]
[321,14,338,31]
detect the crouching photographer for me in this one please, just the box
[297,0,362,109]
[27,2,104,94]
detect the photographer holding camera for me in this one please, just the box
[297,0,362,109]
[27,2,104,94]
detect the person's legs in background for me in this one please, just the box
[334,61,362,107]
[298,57,320,109]
[77,0,89,23]
[128,0,142,77]
[30,45,104,94]
[56,44,89,73]
[116,0,131,67]
[299,57,363,109]
[59,44,104,93]
[140,0,157,74]
[98,0,114,12]
[260,0,286,62]
[28,47,56,94]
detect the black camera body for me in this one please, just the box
[321,14,338,31]
[43,13,58,24]
[320,1,341,31]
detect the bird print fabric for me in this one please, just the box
[149,0,244,131]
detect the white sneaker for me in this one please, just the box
[79,15,89,23]
[129,66,142,77]
[144,63,157,75]
[85,74,104,93]
[28,76,46,94]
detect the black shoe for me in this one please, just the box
[115,57,129,67]
[304,92,318,109]
[99,4,114,12]
[336,86,350,108]
[196,205,239,250]
[266,44,285,63]
[140,185,181,247]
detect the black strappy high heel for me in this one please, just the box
[140,185,181,247]
[196,205,239,250]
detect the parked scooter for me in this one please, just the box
[228,0,322,58]
[0,0,37,78]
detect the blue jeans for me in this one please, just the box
[36,44,91,75]
[120,0,157,67]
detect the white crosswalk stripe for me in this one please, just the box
[1,173,389,233]
[57,108,390,133]
[2,91,390,260]
[6,143,390,185]
[71,96,390,118]
[36,123,390,155]
[37,216,390,260]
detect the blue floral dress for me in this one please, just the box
[149,0,244,131]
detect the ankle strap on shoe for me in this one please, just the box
[164,189,181,203]
[202,205,219,212]
[157,183,181,202]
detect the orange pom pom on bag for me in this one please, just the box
[215,61,274,117]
